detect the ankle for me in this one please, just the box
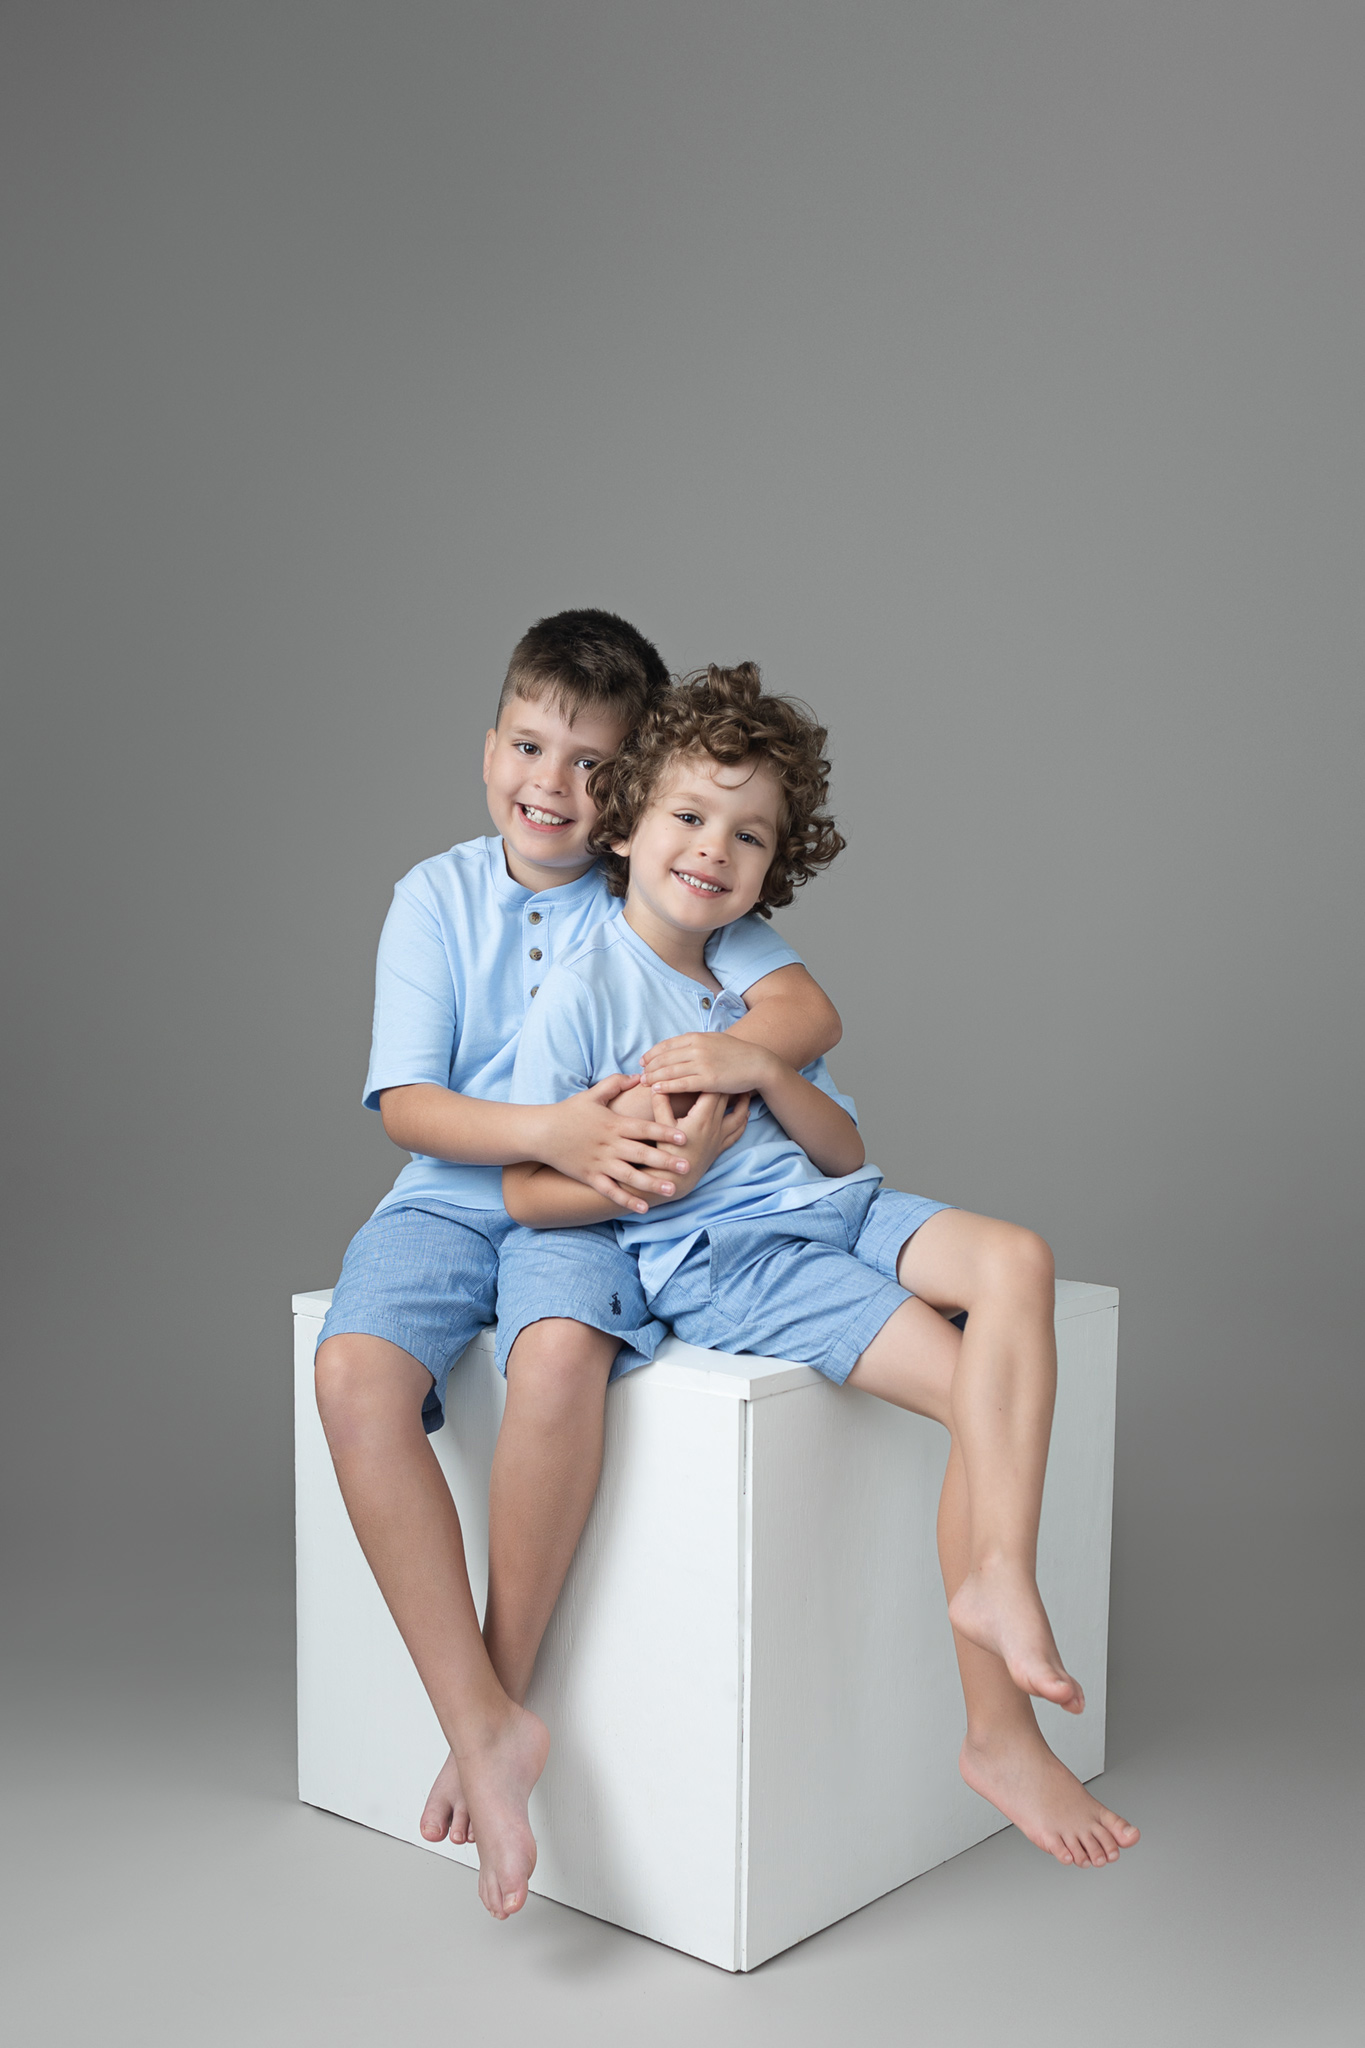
[451,1690,523,1760]
[963,1709,1036,1753]
[481,1635,534,1708]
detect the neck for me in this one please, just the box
[622,895,720,988]
[500,838,594,894]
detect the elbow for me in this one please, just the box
[832,1118,865,1175]
[819,994,843,1056]
[809,1131,863,1177]
[378,1089,411,1148]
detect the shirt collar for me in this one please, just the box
[610,910,745,1022]
[484,836,607,911]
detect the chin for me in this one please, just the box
[509,827,588,867]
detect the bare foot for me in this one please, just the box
[420,1748,473,1846]
[961,1721,1140,1868]
[949,1560,1085,1713]
[457,1705,551,1919]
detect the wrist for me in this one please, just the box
[518,1101,558,1168]
[750,1047,785,1091]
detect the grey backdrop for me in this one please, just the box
[4,4,1361,2043]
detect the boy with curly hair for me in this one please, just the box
[505,663,1140,1872]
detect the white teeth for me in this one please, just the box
[522,805,569,826]
[675,870,724,894]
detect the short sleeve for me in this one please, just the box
[706,912,803,996]
[362,877,459,1110]
[510,969,597,1105]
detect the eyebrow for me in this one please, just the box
[667,788,776,828]
[507,726,601,747]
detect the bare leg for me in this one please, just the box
[938,1441,1140,1867]
[420,1320,616,1846]
[900,1211,1083,1711]
[847,1292,1139,1864]
[314,1334,547,1919]
[486,1320,617,1699]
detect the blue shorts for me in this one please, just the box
[650,1181,951,1386]
[495,1222,665,1383]
[318,1201,660,1433]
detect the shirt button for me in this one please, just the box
[529,985,539,996]
[700,996,712,1010]
[529,947,543,961]
[528,911,542,924]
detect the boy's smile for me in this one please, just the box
[615,752,783,974]
[483,693,631,891]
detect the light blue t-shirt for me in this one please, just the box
[364,836,805,1215]
[511,910,882,1290]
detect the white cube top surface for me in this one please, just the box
[294,1278,1116,1403]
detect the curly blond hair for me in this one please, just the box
[587,663,845,917]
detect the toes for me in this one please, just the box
[1089,1822,1121,1862]
[1096,1803,1139,1845]
[477,1869,528,1919]
[420,1807,452,1842]
[1021,1663,1084,1713]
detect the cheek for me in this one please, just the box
[636,823,672,864]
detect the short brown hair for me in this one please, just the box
[587,663,845,917]
[497,609,669,728]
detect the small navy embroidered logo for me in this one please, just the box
[610,1292,622,1317]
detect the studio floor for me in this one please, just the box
[4,1531,1359,2048]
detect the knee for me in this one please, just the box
[314,1336,369,1440]
[314,1334,423,1449]
[976,1224,1054,1304]
[505,1320,614,1415]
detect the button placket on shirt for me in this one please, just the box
[527,904,546,999]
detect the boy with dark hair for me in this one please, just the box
[505,663,1140,1873]
[315,617,842,1920]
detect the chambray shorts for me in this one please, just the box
[650,1181,951,1386]
[317,1200,661,1433]
[494,1221,666,1383]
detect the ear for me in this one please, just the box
[482,727,497,785]
[610,837,632,858]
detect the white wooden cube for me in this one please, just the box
[294,1281,1117,1970]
